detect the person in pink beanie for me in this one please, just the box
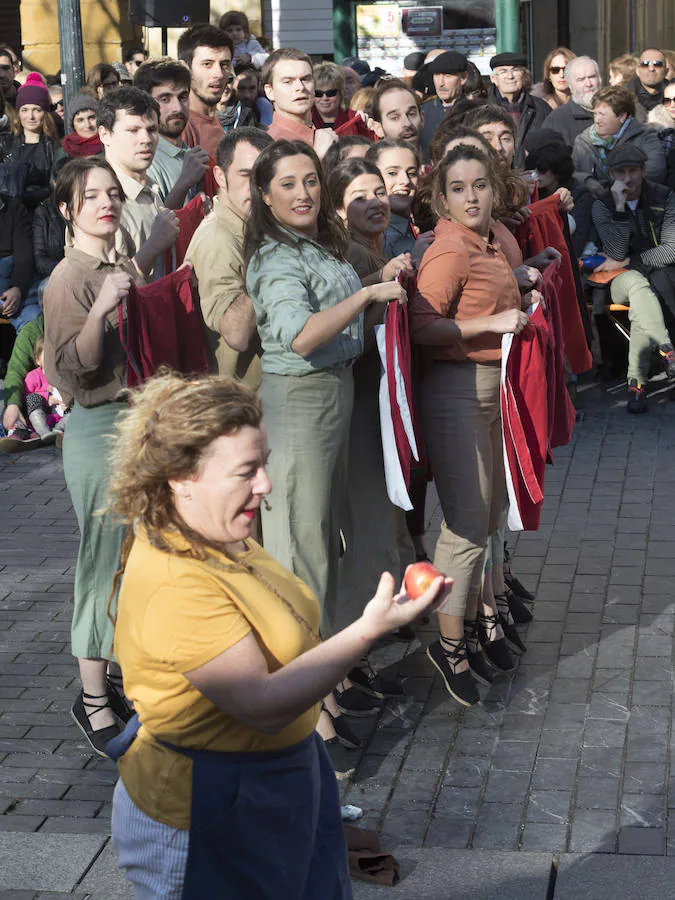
[0,71,58,207]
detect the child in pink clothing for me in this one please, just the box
[23,336,68,439]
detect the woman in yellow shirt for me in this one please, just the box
[107,371,450,899]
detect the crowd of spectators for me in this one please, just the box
[3,22,675,897]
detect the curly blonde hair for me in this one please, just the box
[107,371,262,561]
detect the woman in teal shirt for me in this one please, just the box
[245,140,404,763]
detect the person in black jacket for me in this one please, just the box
[591,145,675,412]
[0,193,39,332]
[420,50,468,163]
[542,56,601,146]
[0,74,58,210]
[32,193,65,282]
[627,48,669,121]
[487,52,550,166]
[525,141,594,258]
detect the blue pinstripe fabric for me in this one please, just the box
[111,779,189,899]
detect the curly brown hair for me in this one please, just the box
[591,85,636,118]
[107,371,262,562]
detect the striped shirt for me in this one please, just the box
[591,185,675,270]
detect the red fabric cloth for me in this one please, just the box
[202,159,218,200]
[384,276,425,492]
[164,194,206,273]
[541,262,576,449]
[334,113,377,140]
[60,132,103,158]
[515,194,592,374]
[312,107,358,132]
[118,265,210,388]
[501,302,549,531]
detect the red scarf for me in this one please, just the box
[61,132,104,158]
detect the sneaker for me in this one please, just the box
[324,737,356,780]
[348,664,404,700]
[0,424,42,454]
[334,687,381,718]
[627,379,648,414]
[659,343,675,380]
[426,640,480,707]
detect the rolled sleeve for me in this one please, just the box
[187,228,244,333]
[247,249,314,352]
[409,248,468,336]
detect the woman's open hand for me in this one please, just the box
[359,570,453,639]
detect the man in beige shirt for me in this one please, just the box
[98,87,179,280]
[185,127,273,388]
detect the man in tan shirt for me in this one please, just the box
[178,25,233,159]
[263,48,337,160]
[98,87,179,280]
[184,127,273,388]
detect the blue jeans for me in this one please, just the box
[0,255,41,332]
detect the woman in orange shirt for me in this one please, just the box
[409,144,528,707]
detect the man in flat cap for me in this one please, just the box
[591,144,675,412]
[420,50,469,162]
[488,52,550,166]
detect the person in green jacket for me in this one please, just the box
[0,312,43,446]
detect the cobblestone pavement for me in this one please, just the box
[1,378,675,896]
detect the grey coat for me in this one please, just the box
[572,117,667,198]
[542,100,593,148]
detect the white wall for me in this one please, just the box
[263,0,335,55]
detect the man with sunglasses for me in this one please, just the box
[628,49,669,121]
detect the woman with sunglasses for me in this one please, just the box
[654,81,675,190]
[312,62,361,132]
[532,47,575,110]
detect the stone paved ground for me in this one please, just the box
[2,376,675,896]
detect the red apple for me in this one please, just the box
[404,562,442,600]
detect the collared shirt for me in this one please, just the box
[246,230,363,376]
[148,136,193,205]
[383,214,415,258]
[182,109,225,158]
[267,111,314,146]
[42,247,141,407]
[184,198,261,388]
[409,218,520,364]
[113,167,165,280]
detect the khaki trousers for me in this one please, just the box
[420,361,505,618]
[259,367,353,637]
[610,270,671,383]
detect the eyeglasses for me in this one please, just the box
[640,59,664,68]
[315,88,339,98]
[664,97,675,106]
[549,66,566,75]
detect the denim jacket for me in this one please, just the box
[246,231,364,376]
